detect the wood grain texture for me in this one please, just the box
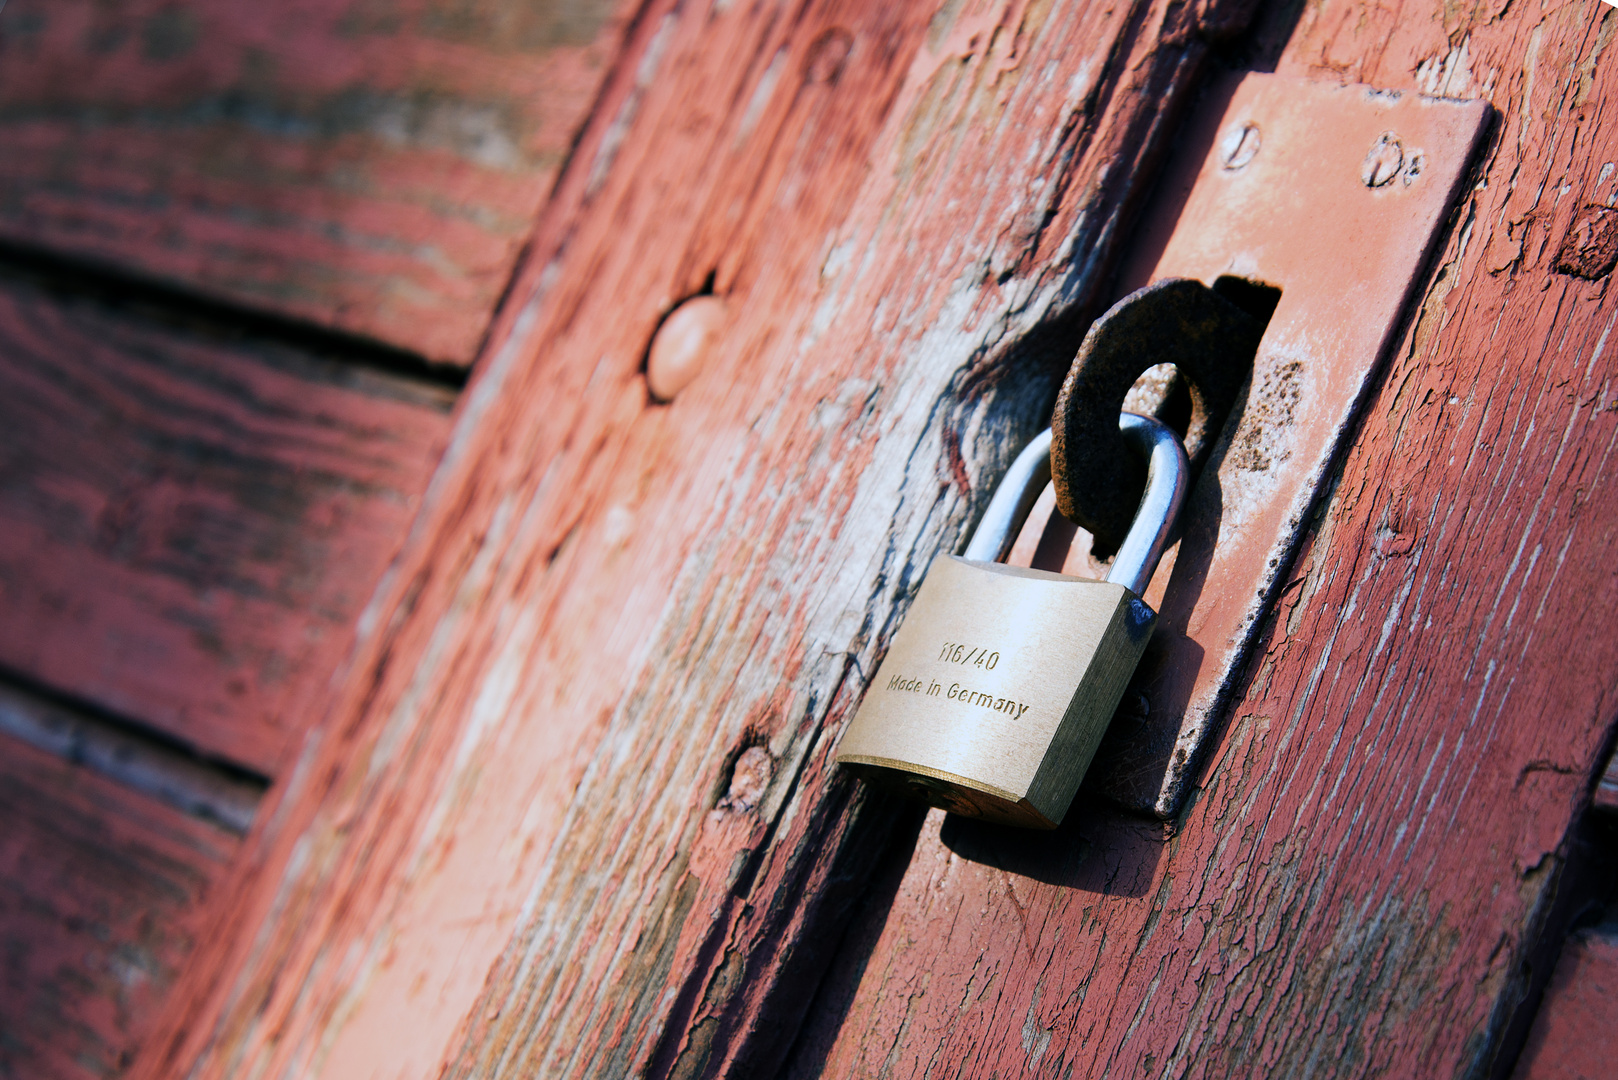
[0,273,453,774]
[0,0,631,363]
[125,0,1266,1076]
[0,732,239,1080]
[798,1,1618,1076]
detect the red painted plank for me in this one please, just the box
[0,0,632,363]
[0,732,239,1080]
[1515,924,1618,1080]
[0,272,453,774]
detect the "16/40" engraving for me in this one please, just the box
[937,642,999,669]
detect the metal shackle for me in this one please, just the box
[963,413,1190,597]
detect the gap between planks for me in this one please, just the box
[0,676,264,835]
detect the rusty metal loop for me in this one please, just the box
[1050,278,1262,549]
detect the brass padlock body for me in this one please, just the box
[837,555,1154,829]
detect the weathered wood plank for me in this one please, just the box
[126,0,1264,1076]
[0,729,240,1080]
[0,0,631,363]
[0,270,453,774]
[799,1,1618,1076]
[1515,922,1618,1079]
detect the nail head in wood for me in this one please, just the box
[647,295,726,402]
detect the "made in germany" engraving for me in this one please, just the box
[884,672,1029,721]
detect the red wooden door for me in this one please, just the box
[3,0,1617,1077]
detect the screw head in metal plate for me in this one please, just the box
[1219,122,1261,170]
[1362,132,1405,188]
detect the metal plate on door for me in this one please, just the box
[1027,73,1489,818]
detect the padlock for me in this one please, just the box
[835,413,1189,829]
